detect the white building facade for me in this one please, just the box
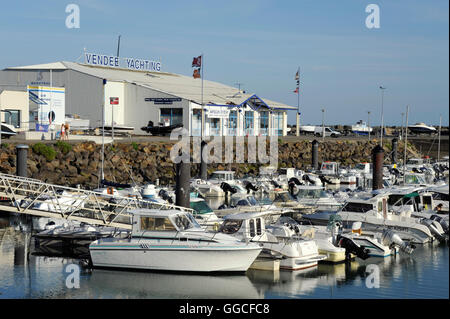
[0,59,295,136]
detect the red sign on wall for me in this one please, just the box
[110,97,119,105]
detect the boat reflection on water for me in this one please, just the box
[87,269,263,299]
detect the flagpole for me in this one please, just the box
[296,67,300,137]
[201,53,205,139]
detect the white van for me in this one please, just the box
[314,126,341,137]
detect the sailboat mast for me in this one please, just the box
[403,105,409,183]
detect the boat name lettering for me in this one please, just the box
[84,52,161,72]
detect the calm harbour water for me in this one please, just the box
[0,214,448,299]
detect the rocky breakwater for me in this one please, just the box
[0,139,421,189]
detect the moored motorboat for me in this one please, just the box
[220,212,327,271]
[89,209,262,272]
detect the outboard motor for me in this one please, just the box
[336,234,370,260]
[245,182,259,194]
[419,218,447,242]
[288,181,296,196]
[158,189,173,204]
[318,175,331,185]
[390,168,400,176]
[430,215,449,235]
[288,177,303,186]
[220,182,237,194]
[380,229,415,254]
[302,174,316,185]
[270,180,282,189]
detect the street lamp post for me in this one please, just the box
[368,111,371,141]
[379,86,386,147]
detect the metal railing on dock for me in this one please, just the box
[0,173,193,230]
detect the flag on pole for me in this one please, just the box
[294,67,300,93]
[192,55,202,78]
[192,56,202,67]
[193,68,201,79]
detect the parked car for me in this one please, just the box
[314,126,341,137]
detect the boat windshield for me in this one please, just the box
[405,174,426,185]
[219,220,243,234]
[210,172,233,181]
[190,200,213,214]
[273,192,294,202]
[355,164,367,170]
[407,159,423,165]
[321,163,334,171]
[173,213,199,230]
[297,188,328,199]
[433,192,449,201]
[341,202,374,213]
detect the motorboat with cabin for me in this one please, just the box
[189,195,222,230]
[271,216,347,263]
[220,211,327,270]
[351,120,373,135]
[214,193,286,224]
[407,123,437,135]
[318,162,341,185]
[89,209,262,272]
[0,123,17,138]
[291,186,343,212]
[301,193,446,244]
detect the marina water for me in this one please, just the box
[0,214,448,299]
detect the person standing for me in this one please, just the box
[64,122,70,140]
[60,123,65,140]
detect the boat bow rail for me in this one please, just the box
[0,173,193,230]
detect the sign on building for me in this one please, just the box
[84,52,161,72]
[27,86,66,126]
[207,106,230,118]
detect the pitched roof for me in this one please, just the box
[7,61,295,110]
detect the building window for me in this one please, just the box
[228,110,237,136]
[210,118,220,136]
[3,110,21,128]
[245,111,254,136]
[192,109,202,136]
[260,111,268,136]
[272,112,283,136]
[160,108,183,126]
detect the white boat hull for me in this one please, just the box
[89,241,262,272]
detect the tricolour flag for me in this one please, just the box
[293,87,299,94]
[192,56,202,67]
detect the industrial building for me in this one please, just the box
[0,59,296,136]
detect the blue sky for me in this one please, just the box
[0,0,448,126]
